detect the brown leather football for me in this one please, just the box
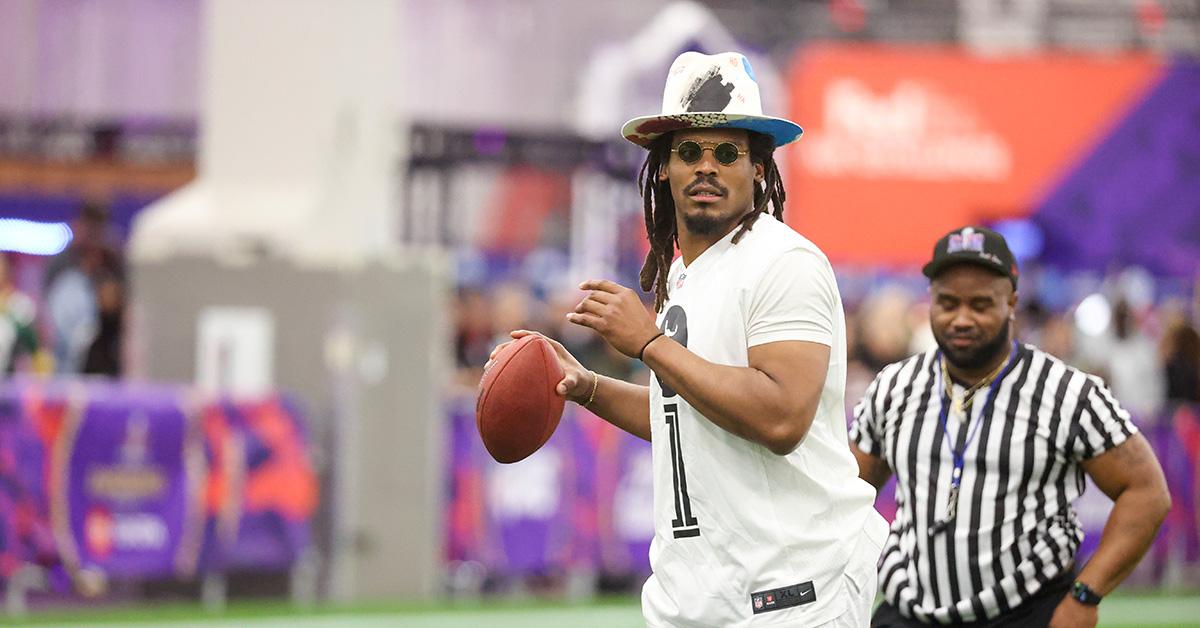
[476,335,565,463]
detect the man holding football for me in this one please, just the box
[490,51,886,627]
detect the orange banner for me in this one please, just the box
[783,44,1161,267]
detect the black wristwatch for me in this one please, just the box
[1070,581,1103,606]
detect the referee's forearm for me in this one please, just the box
[1077,483,1170,595]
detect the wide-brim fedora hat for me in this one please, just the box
[620,51,803,149]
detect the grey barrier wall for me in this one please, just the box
[131,252,448,602]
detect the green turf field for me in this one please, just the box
[6,594,1200,627]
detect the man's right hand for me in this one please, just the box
[487,330,595,405]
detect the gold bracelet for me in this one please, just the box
[583,371,599,408]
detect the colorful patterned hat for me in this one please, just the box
[620,51,803,149]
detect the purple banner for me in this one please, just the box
[593,418,653,576]
[0,384,58,579]
[0,380,316,592]
[58,386,201,579]
[445,401,652,576]
[198,398,317,572]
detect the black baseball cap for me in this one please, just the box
[921,225,1019,288]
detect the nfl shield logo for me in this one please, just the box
[754,595,763,610]
[676,273,686,289]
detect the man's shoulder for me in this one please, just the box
[736,215,830,268]
[743,214,821,250]
[1022,344,1107,392]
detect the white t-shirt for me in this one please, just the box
[642,216,887,627]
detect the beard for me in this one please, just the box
[935,321,1011,372]
[678,175,739,236]
[681,209,736,235]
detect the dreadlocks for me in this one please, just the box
[637,131,787,312]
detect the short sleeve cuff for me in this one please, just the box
[1081,421,1139,460]
[747,329,833,348]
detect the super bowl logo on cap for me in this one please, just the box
[948,227,985,254]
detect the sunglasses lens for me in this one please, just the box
[676,141,702,163]
[715,143,740,165]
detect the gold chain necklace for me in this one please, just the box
[942,350,1010,416]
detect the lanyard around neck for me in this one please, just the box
[936,342,1019,489]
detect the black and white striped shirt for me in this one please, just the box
[849,343,1137,624]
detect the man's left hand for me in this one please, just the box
[1048,596,1098,628]
[567,279,661,359]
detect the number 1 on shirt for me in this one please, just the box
[664,404,700,538]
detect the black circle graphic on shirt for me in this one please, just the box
[656,305,688,398]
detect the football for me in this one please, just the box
[476,335,565,463]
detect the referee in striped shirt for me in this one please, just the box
[850,226,1171,628]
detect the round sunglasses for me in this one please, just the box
[670,140,750,166]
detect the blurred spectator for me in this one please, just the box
[540,287,636,383]
[1039,313,1076,362]
[1016,297,1049,347]
[1163,318,1200,403]
[81,274,123,377]
[1104,299,1165,419]
[855,287,915,372]
[843,308,874,412]
[490,282,534,344]
[0,254,41,374]
[449,262,1195,428]
[456,287,494,369]
[906,301,936,355]
[453,287,494,390]
[43,263,95,374]
[42,201,126,375]
[42,201,125,290]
